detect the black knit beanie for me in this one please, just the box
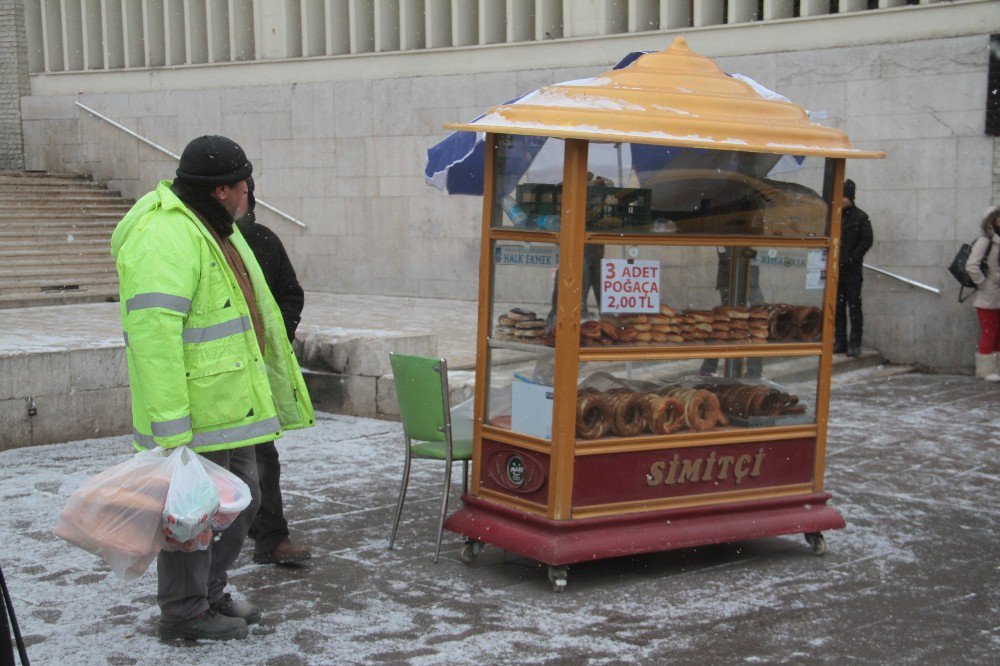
[175,135,252,186]
[843,179,856,202]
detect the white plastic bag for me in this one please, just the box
[161,450,252,553]
[162,447,220,543]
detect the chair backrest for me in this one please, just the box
[389,353,450,443]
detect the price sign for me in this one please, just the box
[805,249,827,290]
[600,259,660,313]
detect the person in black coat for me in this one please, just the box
[834,179,874,358]
[237,178,312,564]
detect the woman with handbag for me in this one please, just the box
[965,206,1000,381]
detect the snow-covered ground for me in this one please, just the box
[1,372,997,664]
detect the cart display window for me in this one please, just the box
[579,245,827,348]
[482,351,818,442]
[571,358,818,441]
[582,144,830,238]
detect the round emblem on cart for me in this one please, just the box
[506,455,526,487]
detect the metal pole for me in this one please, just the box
[862,263,939,295]
[75,101,309,229]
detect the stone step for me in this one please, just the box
[0,287,119,309]
[0,245,111,258]
[0,171,94,182]
[0,192,125,202]
[0,176,95,192]
[0,263,117,279]
[0,216,119,230]
[0,203,130,212]
[0,227,115,239]
[0,248,115,270]
[0,182,121,199]
[0,207,128,219]
[0,274,119,295]
[0,237,109,249]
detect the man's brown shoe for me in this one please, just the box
[253,539,312,564]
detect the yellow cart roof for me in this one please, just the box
[446,37,883,160]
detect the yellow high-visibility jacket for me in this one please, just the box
[111,181,314,453]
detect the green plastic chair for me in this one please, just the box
[387,353,473,562]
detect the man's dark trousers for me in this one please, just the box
[247,442,290,556]
[835,267,863,349]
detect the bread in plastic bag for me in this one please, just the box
[161,446,220,544]
[54,447,173,580]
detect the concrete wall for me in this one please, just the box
[0,347,131,450]
[0,0,27,171]
[17,10,999,371]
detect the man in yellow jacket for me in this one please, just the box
[111,135,315,641]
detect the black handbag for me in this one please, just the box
[948,238,992,303]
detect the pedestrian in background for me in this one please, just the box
[111,135,315,641]
[964,206,1000,381]
[834,179,873,358]
[237,178,313,564]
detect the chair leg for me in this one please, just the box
[462,460,469,495]
[388,439,413,549]
[434,459,454,563]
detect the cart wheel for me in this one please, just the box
[459,540,483,565]
[805,532,826,556]
[547,565,568,593]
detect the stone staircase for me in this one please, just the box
[0,172,131,309]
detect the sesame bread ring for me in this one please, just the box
[644,394,685,434]
[795,306,823,341]
[576,392,612,440]
[607,391,648,437]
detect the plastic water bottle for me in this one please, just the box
[537,214,561,231]
[501,195,529,227]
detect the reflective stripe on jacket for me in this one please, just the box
[111,180,315,453]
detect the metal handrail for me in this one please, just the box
[74,101,307,229]
[863,263,939,294]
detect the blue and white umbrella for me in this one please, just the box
[424,54,804,196]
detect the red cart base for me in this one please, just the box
[445,493,846,566]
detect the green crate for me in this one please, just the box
[516,183,651,231]
[586,185,652,231]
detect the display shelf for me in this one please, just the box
[488,337,556,354]
[482,422,819,456]
[490,228,560,243]
[577,342,823,361]
[585,232,831,248]
[572,423,818,455]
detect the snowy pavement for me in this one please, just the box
[1,372,997,664]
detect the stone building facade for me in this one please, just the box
[7,1,1000,370]
[0,0,27,171]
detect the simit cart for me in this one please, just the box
[443,37,884,591]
